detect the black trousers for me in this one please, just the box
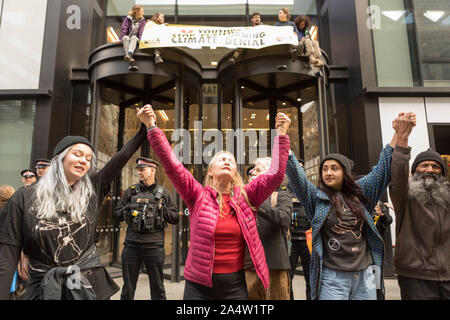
[120,243,166,300]
[289,239,311,300]
[183,270,248,300]
[398,276,450,300]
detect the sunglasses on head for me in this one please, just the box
[36,164,50,169]
[22,174,35,179]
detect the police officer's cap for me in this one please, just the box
[20,169,37,177]
[136,157,159,168]
[35,159,51,168]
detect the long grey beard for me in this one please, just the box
[409,172,450,209]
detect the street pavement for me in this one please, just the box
[108,267,402,300]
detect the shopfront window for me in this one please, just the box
[0,99,36,189]
[370,0,450,87]
[413,0,450,87]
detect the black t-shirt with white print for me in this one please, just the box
[0,124,147,299]
[321,192,373,272]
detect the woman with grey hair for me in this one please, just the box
[0,112,148,300]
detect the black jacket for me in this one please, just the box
[289,194,311,241]
[115,181,178,244]
[256,187,292,270]
[372,202,393,236]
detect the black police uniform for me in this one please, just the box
[115,162,178,300]
[289,193,312,300]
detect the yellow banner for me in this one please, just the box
[139,23,298,49]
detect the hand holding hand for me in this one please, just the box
[394,112,416,137]
[136,104,156,128]
[275,112,291,135]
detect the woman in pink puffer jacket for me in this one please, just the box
[137,105,291,300]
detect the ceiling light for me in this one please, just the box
[424,11,445,22]
[301,101,315,114]
[211,61,218,66]
[158,110,169,121]
[382,11,405,21]
[107,27,119,42]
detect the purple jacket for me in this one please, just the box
[119,16,146,40]
[147,128,290,289]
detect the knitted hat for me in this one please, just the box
[411,148,446,176]
[320,153,354,173]
[53,136,94,157]
[136,157,159,168]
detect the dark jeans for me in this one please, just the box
[289,239,311,300]
[183,270,248,300]
[120,243,166,300]
[398,276,450,300]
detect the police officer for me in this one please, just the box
[115,157,179,300]
[288,158,312,300]
[35,159,51,178]
[20,169,37,188]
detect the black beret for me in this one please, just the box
[53,136,94,157]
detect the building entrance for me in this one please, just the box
[88,42,331,282]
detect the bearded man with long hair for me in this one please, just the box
[390,117,450,300]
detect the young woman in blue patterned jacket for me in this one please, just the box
[285,113,415,300]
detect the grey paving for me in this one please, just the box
[108,267,401,300]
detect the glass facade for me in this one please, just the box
[0,99,36,189]
[370,0,450,87]
[0,0,47,90]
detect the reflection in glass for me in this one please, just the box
[97,103,119,264]
[301,100,320,186]
[0,99,36,189]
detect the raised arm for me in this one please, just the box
[139,105,203,209]
[285,152,318,221]
[245,113,291,209]
[92,122,147,201]
[389,112,416,216]
[357,113,416,212]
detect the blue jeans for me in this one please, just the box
[319,266,378,300]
